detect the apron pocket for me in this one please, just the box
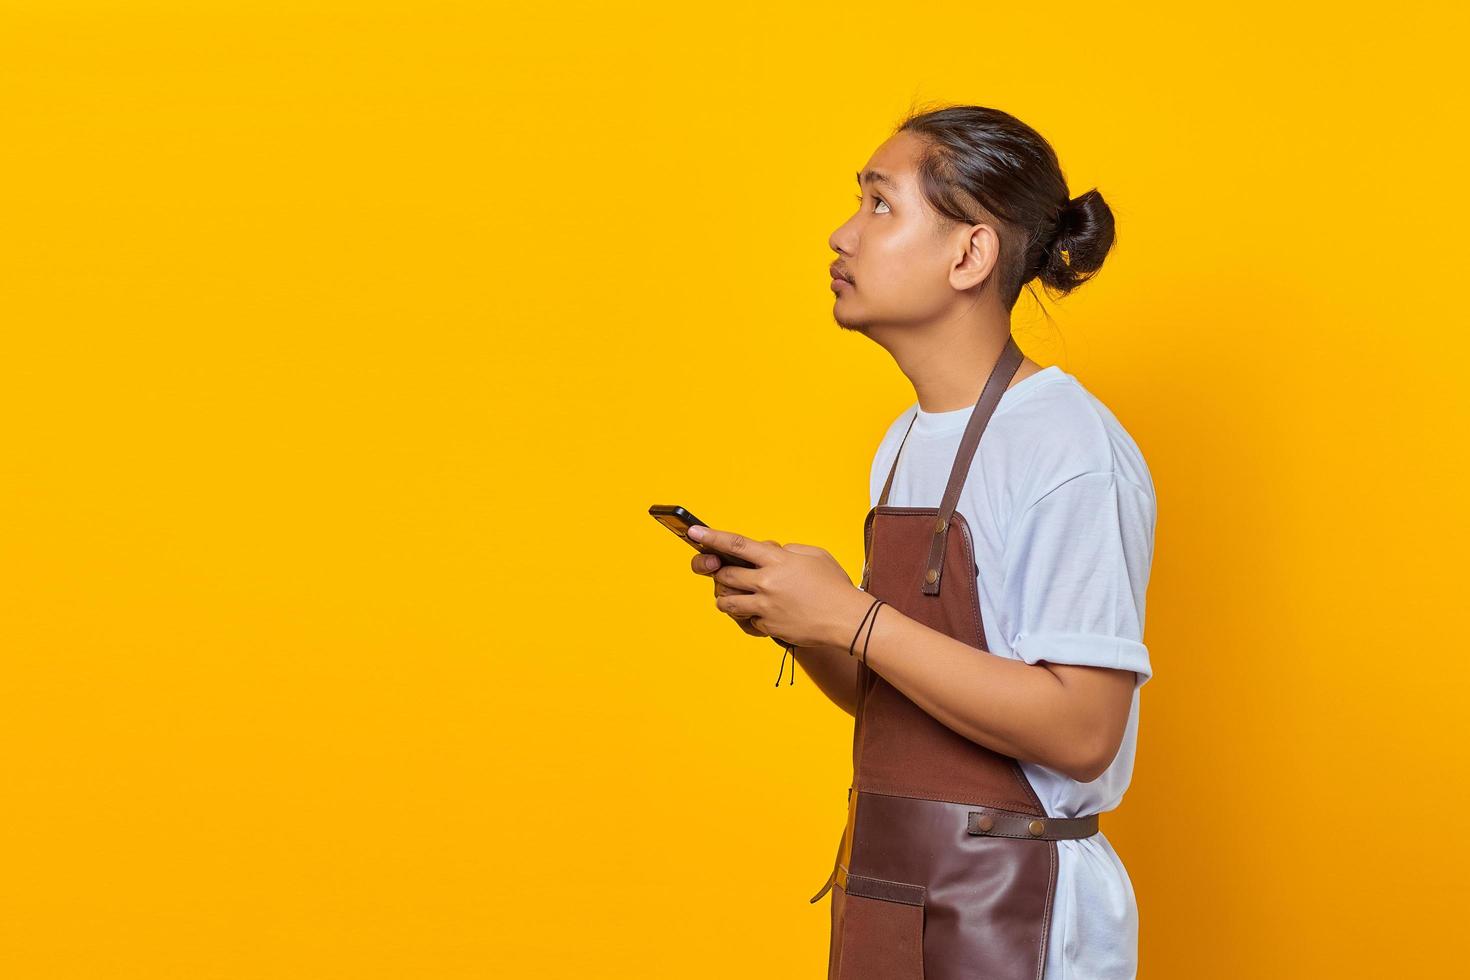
[836,874,926,979]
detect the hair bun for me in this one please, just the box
[1035,188,1116,296]
[1049,198,1079,251]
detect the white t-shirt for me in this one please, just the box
[868,363,1156,980]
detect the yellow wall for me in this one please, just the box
[2,3,1464,976]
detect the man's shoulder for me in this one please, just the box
[986,374,1154,504]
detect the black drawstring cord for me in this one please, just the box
[774,639,797,687]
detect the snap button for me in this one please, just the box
[933,517,946,533]
[925,568,938,584]
[975,814,994,832]
[1028,819,1045,836]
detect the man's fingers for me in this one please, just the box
[710,564,758,592]
[709,579,764,635]
[715,590,758,619]
[690,546,766,636]
[713,582,758,631]
[686,526,779,566]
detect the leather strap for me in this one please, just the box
[876,334,1025,596]
[841,873,926,906]
[966,806,1099,841]
[876,415,916,510]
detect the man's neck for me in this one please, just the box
[888,329,1039,413]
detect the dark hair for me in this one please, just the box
[894,103,1116,310]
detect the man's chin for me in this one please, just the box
[832,308,870,333]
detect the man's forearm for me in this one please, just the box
[791,643,861,717]
[823,592,1095,779]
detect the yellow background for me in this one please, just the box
[2,3,1465,976]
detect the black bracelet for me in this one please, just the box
[860,601,885,665]
[848,598,884,658]
[773,596,886,688]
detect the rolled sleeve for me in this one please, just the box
[1000,470,1156,689]
[1012,631,1153,687]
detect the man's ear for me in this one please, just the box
[949,223,1001,291]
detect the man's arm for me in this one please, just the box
[823,592,1136,782]
[789,643,861,717]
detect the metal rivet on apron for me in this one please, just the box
[976,814,994,832]
[933,517,946,533]
[1029,819,1045,836]
[925,568,938,584]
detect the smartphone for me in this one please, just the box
[648,504,759,569]
[651,504,794,654]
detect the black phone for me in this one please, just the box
[647,504,759,569]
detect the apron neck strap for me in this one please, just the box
[876,414,917,508]
[877,334,1025,509]
[876,334,1025,595]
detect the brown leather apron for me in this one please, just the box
[808,335,1102,980]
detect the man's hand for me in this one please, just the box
[689,548,773,639]
[686,525,871,650]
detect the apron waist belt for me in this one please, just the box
[808,805,1101,904]
[967,805,1099,841]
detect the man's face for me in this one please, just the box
[828,131,990,334]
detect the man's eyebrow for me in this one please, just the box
[856,169,897,189]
